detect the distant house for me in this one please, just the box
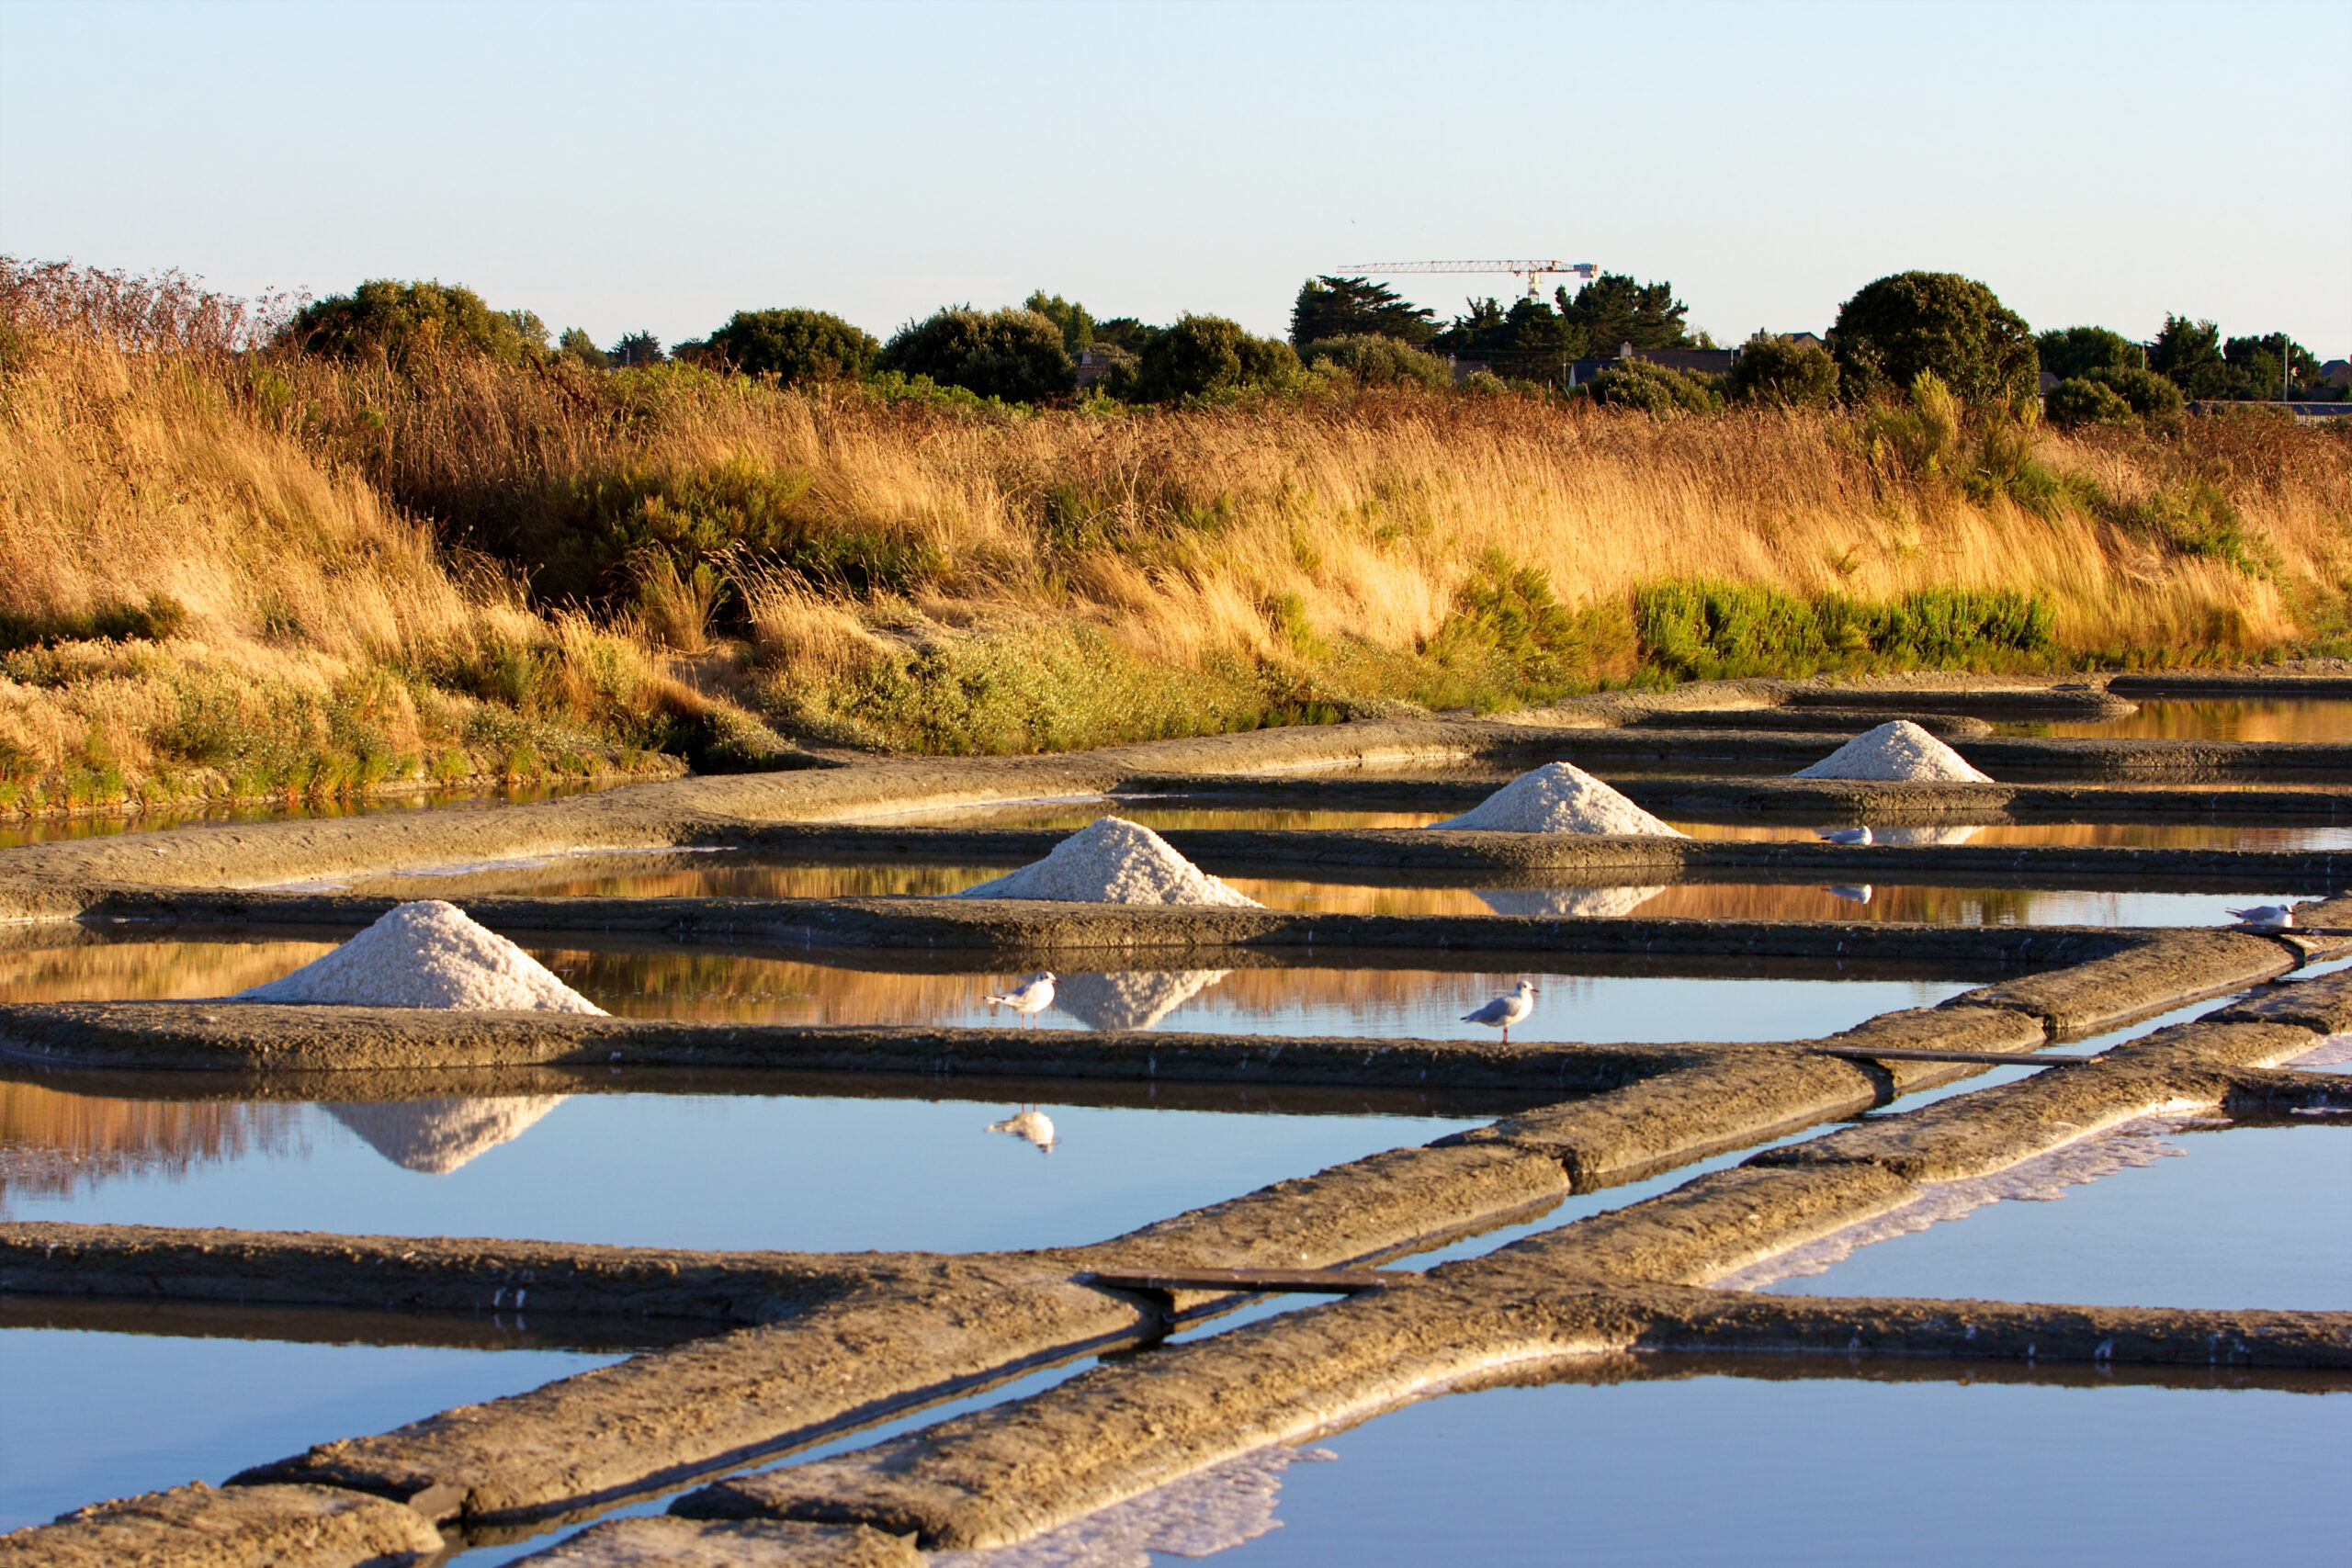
[2324,359,2351,390]
[1071,347,1127,389]
[2039,371,2062,395]
[1780,332,1826,351]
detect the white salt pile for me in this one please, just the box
[232,900,606,1012]
[1430,762,1685,837]
[1792,720,1993,783]
[952,818,1261,907]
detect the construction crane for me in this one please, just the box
[1336,259,1600,301]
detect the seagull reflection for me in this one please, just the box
[987,1107,1057,1152]
[1826,885,1874,905]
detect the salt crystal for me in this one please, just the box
[1792,720,1993,783]
[952,818,1261,907]
[1431,762,1684,836]
[232,901,605,1012]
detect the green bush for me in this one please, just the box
[2087,365,2185,423]
[281,279,550,367]
[708,308,879,386]
[1829,271,2038,409]
[1125,314,1299,402]
[1298,334,1452,389]
[2035,325,2143,380]
[877,306,1071,402]
[1588,357,1719,416]
[1634,579,2054,679]
[1724,334,1840,408]
[557,328,608,369]
[2043,377,2135,428]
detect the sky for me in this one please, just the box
[3,0,2346,354]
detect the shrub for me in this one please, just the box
[1299,334,1452,389]
[708,308,879,386]
[1724,334,1840,408]
[0,592,187,653]
[2087,365,2186,423]
[877,306,1071,402]
[2035,325,2143,380]
[557,327,607,369]
[1125,314,1300,402]
[1829,271,2038,409]
[281,279,550,367]
[2043,377,2134,429]
[1588,357,1719,416]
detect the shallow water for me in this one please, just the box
[1039,1361,2350,1567]
[0,1077,1496,1251]
[0,939,1978,1039]
[1668,819,2352,851]
[0,1322,622,1531]
[1755,1120,2352,1310]
[1996,696,2352,742]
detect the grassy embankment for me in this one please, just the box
[2,263,2347,816]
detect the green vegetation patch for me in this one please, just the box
[0,593,187,654]
[1634,579,2055,680]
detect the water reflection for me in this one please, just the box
[323,1097,569,1174]
[1472,886,1665,919]
[1997,697,2352,743]
[1051,970,1230,1030]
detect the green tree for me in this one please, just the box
[877,305,1073,402]
[1289,276,1436,348]
[1828,271,2037,408]
[610,330,665,367]
[1429,296,1588,385]
[557,327,608,368]
[709,308,880,386]
[1090,316,1159,355]
[2222,334,2318,399]
[2035,325,2143,380]
[280,279,550,366]
[1559,273,1691,355]
[2149,315,2229,398]
[1024,291,1095,353]
[1723,333,1839,408]
[1126,314,1299,401]
[1298,334,1453,389]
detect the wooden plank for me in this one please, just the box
[1083,1267,1407,1295]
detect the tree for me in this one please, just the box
[709,308,879,386]
[1559,273,1690,355]
[1297,334,1452,389]
[2086,366,2185,423]
[1090,316,1159,355]
[2223,334,2319,399]
[1723,333,1839,408]
[2036,325,2142,380]
[2148,315,2229,398]
[1125,314,1299,401]
[1289,276,1436,348]
[557,327,607,368]
[1828,271,2037,408]
[280,279,549,366]
[877,305,1072,401]
[1428,296,1587,386]
[610,331,665,367]
[1024,291,1095,354]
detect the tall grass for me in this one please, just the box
[6,257,2349,777]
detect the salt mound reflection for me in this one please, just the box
[1051,970,1230,1031]
[933,1445,1333,1568]
[1873,825,1984,847]
[326,1096,567,1174]
[1475,886,1665,919]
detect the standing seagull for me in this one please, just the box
[1463,979,1539,1044]
[1817,826,1873,845]
[984,971,1057,1028]
[2226,906,2295,928]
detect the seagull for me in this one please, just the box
[2226,906,2295,928]
[1462,979,1538,1043]
[988,1106,1057,1151]
[983,971,1057,1027]
[1817,826,1873,845]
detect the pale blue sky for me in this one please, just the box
[3,0,2345,353]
